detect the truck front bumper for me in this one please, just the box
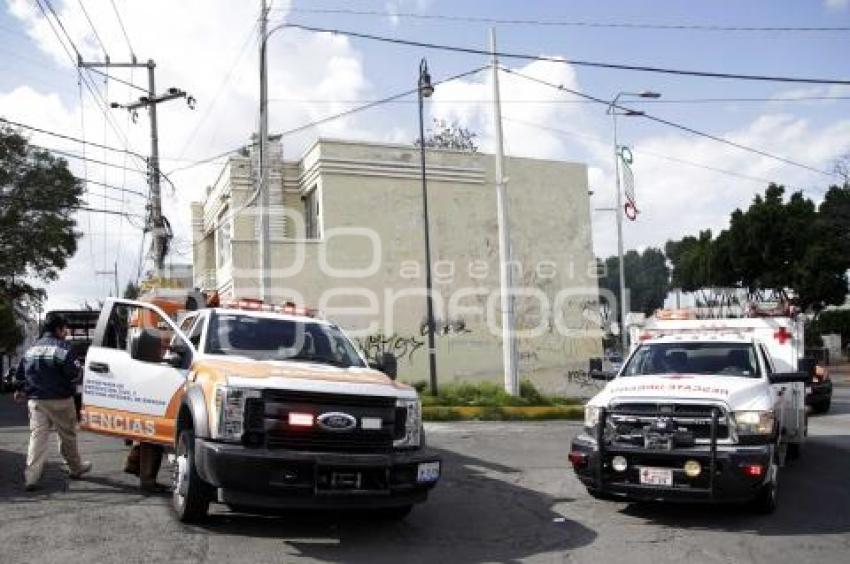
[194,439,440,510]
[570,434,773,503]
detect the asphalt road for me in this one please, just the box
[1,387,849,564]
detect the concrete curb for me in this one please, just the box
[423,404,584,421]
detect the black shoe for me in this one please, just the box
[24,483,40,492]
[140,482,169,494]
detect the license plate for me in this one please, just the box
[417,462,441,483]
[639,467,673,486]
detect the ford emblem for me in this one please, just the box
[317,412,357,432]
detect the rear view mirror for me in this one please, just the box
[591,370,617,381]
[164,341,191,369]
[798,357,816,378]
[769,371,812,385]
[369,353,398,380]
[129,328,164,363]
[589,357,616,381]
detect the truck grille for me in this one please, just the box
[608,402,729,442]
[251,390,402,453]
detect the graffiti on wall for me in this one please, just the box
[356,333,425,364]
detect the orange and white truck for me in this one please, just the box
[80,297,440,522]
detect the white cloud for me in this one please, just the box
[429,60,850,262]
[825,0,850,11]
[3,0,380,310]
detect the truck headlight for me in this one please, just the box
[733,410,775,436]
[393,398,421,449]
[213,385,262,443]
[584,405,601,430]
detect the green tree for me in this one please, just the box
[123,281,140,300]
[599,247,670,324]
[0,123,84,304]
[666,183,850,312]
[0,299,22,357]
[414,119,478,152]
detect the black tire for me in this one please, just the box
[172,428,211,523]
[812,399,831,414]
[787,441,802,461]
[752,481,778,514]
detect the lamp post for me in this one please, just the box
[418,58,438,395]
[607,90,660,353]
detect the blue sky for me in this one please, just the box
[1,0,849,309]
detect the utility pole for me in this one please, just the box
[606,90,660,353]
[258,0,272,302]
[490,28,519,395]
[96,261,119,297]
[78,58,194,278]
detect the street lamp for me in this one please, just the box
[607,90,661,353]
[418,58,438,395]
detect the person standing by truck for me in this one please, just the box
[14,313,92,491]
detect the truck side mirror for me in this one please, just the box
[164,340,191,369]
[769,371,812,385]
[798,357,816,378]
[129,328,165,363]
[370,353,398,380]
[589,357,616,380]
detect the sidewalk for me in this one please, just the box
[829,361,850,386]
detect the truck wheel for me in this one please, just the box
[172,428,211,523]
[812,399,831,414]
[752,481,777,514]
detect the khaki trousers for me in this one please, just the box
[25,398,84,486]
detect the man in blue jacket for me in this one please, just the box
[14,313,92,491]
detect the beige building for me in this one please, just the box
[192,138,602,394]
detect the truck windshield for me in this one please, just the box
[206,313,365,368]
[622,342,761,378]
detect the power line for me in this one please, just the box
[109,0,135,58]
[76,0,108,57]
[502,116,780,186]
[2,117,178,194]
[34,0,140,164]
[166,65,490,175]
[0,194,143,219]
[85,66,147,93]
[174,19,260,162]
[267,94,850,105]
[29,144,148,175]
[501,67,837,177]
[279,23,850,86]
[281,7,850,33]
[1,117,146,161]
[11,156,148,199]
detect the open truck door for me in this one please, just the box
[81,298,195,446]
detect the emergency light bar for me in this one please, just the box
[220,298,321,318]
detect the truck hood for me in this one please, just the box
[198,355,417,399]
[588,374,771,411]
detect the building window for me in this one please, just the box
[303,188,320,239]
[216,209,231,267]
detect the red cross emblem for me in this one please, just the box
[774,327,792,344]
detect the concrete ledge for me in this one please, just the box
[423,405,584,422]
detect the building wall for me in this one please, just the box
[193,138,602,395]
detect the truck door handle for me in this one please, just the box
[89,362,109,373]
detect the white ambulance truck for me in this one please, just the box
[570,313,811,513]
